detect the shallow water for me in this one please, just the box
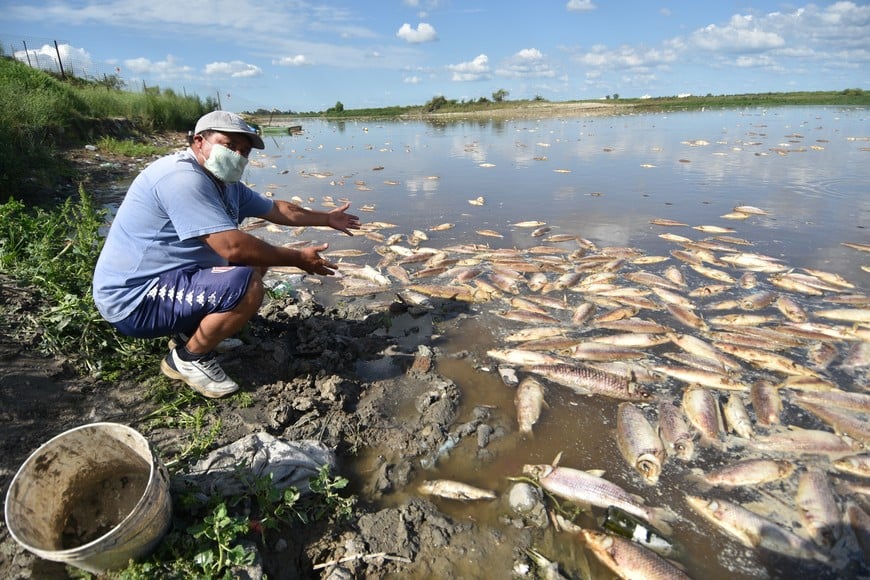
[248,107,868,578]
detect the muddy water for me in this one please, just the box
[249,107,867,578]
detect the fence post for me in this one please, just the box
[22,40,32,67]
[53,40,66,79]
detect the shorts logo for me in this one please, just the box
[211,266,236,274]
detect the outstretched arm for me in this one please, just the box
[261,200,361,236]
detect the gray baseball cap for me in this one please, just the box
[194,110,265,149]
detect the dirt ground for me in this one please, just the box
[0,132,548,579]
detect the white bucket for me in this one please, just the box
[4,422,172,574]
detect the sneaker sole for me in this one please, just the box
[160,358,239,399]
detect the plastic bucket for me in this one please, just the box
[4,422,172,574]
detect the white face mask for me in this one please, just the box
[203,141,248,183]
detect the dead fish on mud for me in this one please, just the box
[418,479,497,501]
[686,495,828,562]
[617,402,666,485]
[515,377,547,436]
[580,529,691,580]
[528,363,653,401]
[523,454,676,534]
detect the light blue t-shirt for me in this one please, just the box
[92,149,274,322]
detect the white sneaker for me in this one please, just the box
[168,333,244,354]
[160,348,239,398]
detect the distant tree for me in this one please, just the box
[533,94,546,102]
[424,95,448,112]
[605,95,611,100]
[477,96,490,104]
[612,93,619,100]
[492,88,509,102]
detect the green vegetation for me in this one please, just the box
[0,189,165,377]
[116,466,355,579]
[0,56,213,202]
[277,88,869,120]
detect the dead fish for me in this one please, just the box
[814,307,870,324]
[723,393,754,439]
[418,479,496,501]
[657,401,695,461]
[405,283,478,302]
[739,290,777,310]
[793,390,870,413]
[666,303,709,332]
[429,222,455,232]
[546,234,579,243]
[796,468,842,548]
[568,342,646,362]
[708,313,779,327]
[498,309,560,325]
[650,218,689,227]
[697,458,795,488]
[689,263,735,284]
[531,226,551,237]
[505,326,566,342]
[488,349,563,366]
[580,530,691,580]
[513,220,547,228]
[617,402,666,485]
[796,401,870,445]
[686,496,828,562]
[515,377,546,436]
[523,458,675,533]
[682,385,724,446]
[688,284,731,298]
[654,365,746,391]
[733,205,768,215]
[801,268,855,289]
[831,453,870,478]
[748,427,857,457]
[750,380,782,426]
[713,342,819,377]
[528,364,652,401]
[591,332,670,348]
[476,229,503,238]
[594,318,671,334]
[775,295,808,322]
[667,332,741,372]
[518,336,585,352]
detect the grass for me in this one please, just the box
[0,57,214,203]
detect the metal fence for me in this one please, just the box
[0,34,119,83]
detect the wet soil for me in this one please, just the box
[0,134,543,579]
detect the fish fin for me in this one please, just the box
[684,469,713,493]
[648,506,678,537]
[551,451,563,467]
[585,469,606,477]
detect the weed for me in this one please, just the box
[0,188,164,377]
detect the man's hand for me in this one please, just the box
[298,243,337,275]
[328,202,362,236]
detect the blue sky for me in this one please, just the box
[4,1,868,113]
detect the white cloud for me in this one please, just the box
[690,15,785,52]
[448,54,490,81]
[124,54,194,79]
[577,45,677,70]
[396,22,438,43]
[403,75,421,84]
[566,0,595,12]
[14,43,93,76]
[205,61,263,78]
[274,55,307,66]
[496,48,556,78]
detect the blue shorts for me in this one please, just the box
[112,265,255,339]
